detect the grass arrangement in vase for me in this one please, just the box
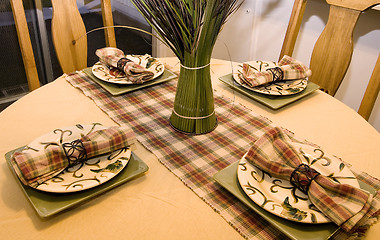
[132,0,242,134]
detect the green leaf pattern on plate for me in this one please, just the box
[23,123,132,193]
[233,61,308,96]
[237,140,360,223]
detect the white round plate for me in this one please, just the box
[25,123,131,193]
[237,140,359,224]
[92,54,164,84]
[233,61,308,95]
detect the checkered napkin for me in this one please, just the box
[95,47,154,83]
[245,127,380,233]
[10,126,136,187]
[239,55,312,87]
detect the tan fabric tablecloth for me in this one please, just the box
[0,58,379,240]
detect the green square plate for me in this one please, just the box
[6,147,149,218]
[83,67,177,95]
[213,161,376,240]
[219,74,320,110]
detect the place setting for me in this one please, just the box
[82,47,177,96]
[219,55,320,109]
[5,123,148,218]
[214,127,380,240]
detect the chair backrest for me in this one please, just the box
[280,0,380,120]
[10,0,40,91]
[51,0,116,73]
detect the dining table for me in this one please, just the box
[0,57,379,240]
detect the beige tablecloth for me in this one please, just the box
[0,58,379,239]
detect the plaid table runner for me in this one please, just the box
[65,70,380,240]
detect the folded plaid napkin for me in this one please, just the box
[239,55,312,87]
[245,127,380,233]
[96,47,154,83]
[10,126,136,187]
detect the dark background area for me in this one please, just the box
[0,0,152,111]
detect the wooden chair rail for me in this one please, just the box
[10,0,40,91]
[101,0,116,48]
[327,0,380,11]
[358,54,380,120]
[279,0,308,61]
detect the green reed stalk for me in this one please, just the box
[132,0,242,134]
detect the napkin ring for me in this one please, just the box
[117,57,133,70]
[290,164,320,195]
[62,140,87,167]
[267,67,284,82]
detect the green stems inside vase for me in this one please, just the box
[131,0,243,134]
[170,55,217,134]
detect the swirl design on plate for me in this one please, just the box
[92,54,164,84]
[24,123,131,193]
[233,61,308,96]
[237,140,360,223]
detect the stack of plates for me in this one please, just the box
[219,60,320,109]
[214,140,376,239]
[233,61,308,96]
[85,54,177,95]
[6,123,149,218]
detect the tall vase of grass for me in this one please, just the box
[132,0,242,134]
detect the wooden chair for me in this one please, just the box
[280,0,380,120]
[10,0,40,91]
[51,0,116,73]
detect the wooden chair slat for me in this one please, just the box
[10,0,40,91]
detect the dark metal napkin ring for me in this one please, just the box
[290,164,320,195]
[117,57,133,70]
[62,140,87,167]
[267,67,284,82]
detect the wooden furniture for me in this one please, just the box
[358,54,380,120]
[10,0,40,91]
[280,0,380,120]
[51,0,116,73]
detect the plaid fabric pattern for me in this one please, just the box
[11,126,136,187]
[82,126,136,158]
[96,47,154,83]
[66,70,380,240]
[95,47,125,67]
[245,127,380,235]
[239,55,312,87]
[11,146,67,187]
